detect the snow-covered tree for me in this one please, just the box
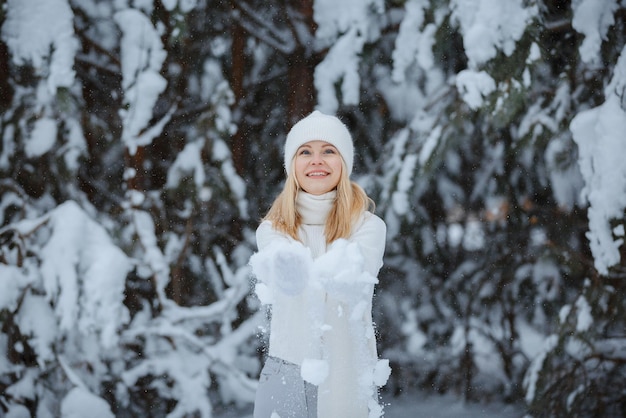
[372,0,625,413]
[1,1,259,416]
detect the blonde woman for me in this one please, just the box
[250,111,390,418]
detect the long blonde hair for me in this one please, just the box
[264,159,374,244]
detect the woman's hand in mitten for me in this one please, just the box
[272,245,312,296]
[250,240,313,299]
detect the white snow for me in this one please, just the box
[61,387,114,418]
[418,125,442,166]
[122,349,215,418]
[62,118,88,171]
[523,334,558,403]
[4,404,31,418]
[0,124,16,170]
[462,219,485,251]
[301,358,329,385]
[315,239,379,306]
[544,135,585,210]
[451,0,537,68]
[571,45,626,275]
[456,70,496,110]
[166,140,206,189]
[313,0,384,113]
[162,0,198,13]
[215,390,523,418]
[532,258,561,301]
[447,223,464,248]
[39,201,132,348]
[25,117,57,158]
[391,154,418,216]
[313,0,382,43]
[392,0,433,83]
[373,359,391,386]
[572,0,619,64]
[315,27,365,113]
[2,0,78,92]
[575,295,593,333]
[15,292,58,364]
[131,208,170,298]
[114,8,169,154]
[4,365,37,403]
[0,265,33,311]
[212,139,249,218]
[381,391,523,418]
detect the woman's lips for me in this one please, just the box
[307,171,329,177]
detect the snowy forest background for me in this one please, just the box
[1,0,625,417]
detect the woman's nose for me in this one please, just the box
[310,153,323,164]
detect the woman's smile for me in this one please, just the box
[307,170,329,176]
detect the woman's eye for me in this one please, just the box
[323,148,336,154]
[299,149,311,155]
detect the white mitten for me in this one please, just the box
[250,241,313,299]
[273,246,312,296]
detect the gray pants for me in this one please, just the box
[253,356,318,418]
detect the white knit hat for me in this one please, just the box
[284,110,354,175]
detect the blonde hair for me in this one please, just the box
[263,159,374,244]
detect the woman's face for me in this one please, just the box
[294,140,343,195]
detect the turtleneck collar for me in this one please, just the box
[296,190,336,225]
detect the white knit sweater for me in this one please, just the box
[253,191,387,417]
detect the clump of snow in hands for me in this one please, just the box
[250,236,389,416]
[373,359,391,386]
[301,358,329,385]
[315,239,378,319]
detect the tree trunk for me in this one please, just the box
[0,40,14,112]
[287,0,317,126]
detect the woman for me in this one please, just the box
[250,110,390,418]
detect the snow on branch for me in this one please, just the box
[392,0,435,83]
[571,45,626,276]
[312,0,385,113]
[114,8,169,155]
[315,27,364,113]
[572,0,620,65]
[1,0,78,93]
[450,0,537,68]
[61,386,115,418]
[39,201,132,348]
